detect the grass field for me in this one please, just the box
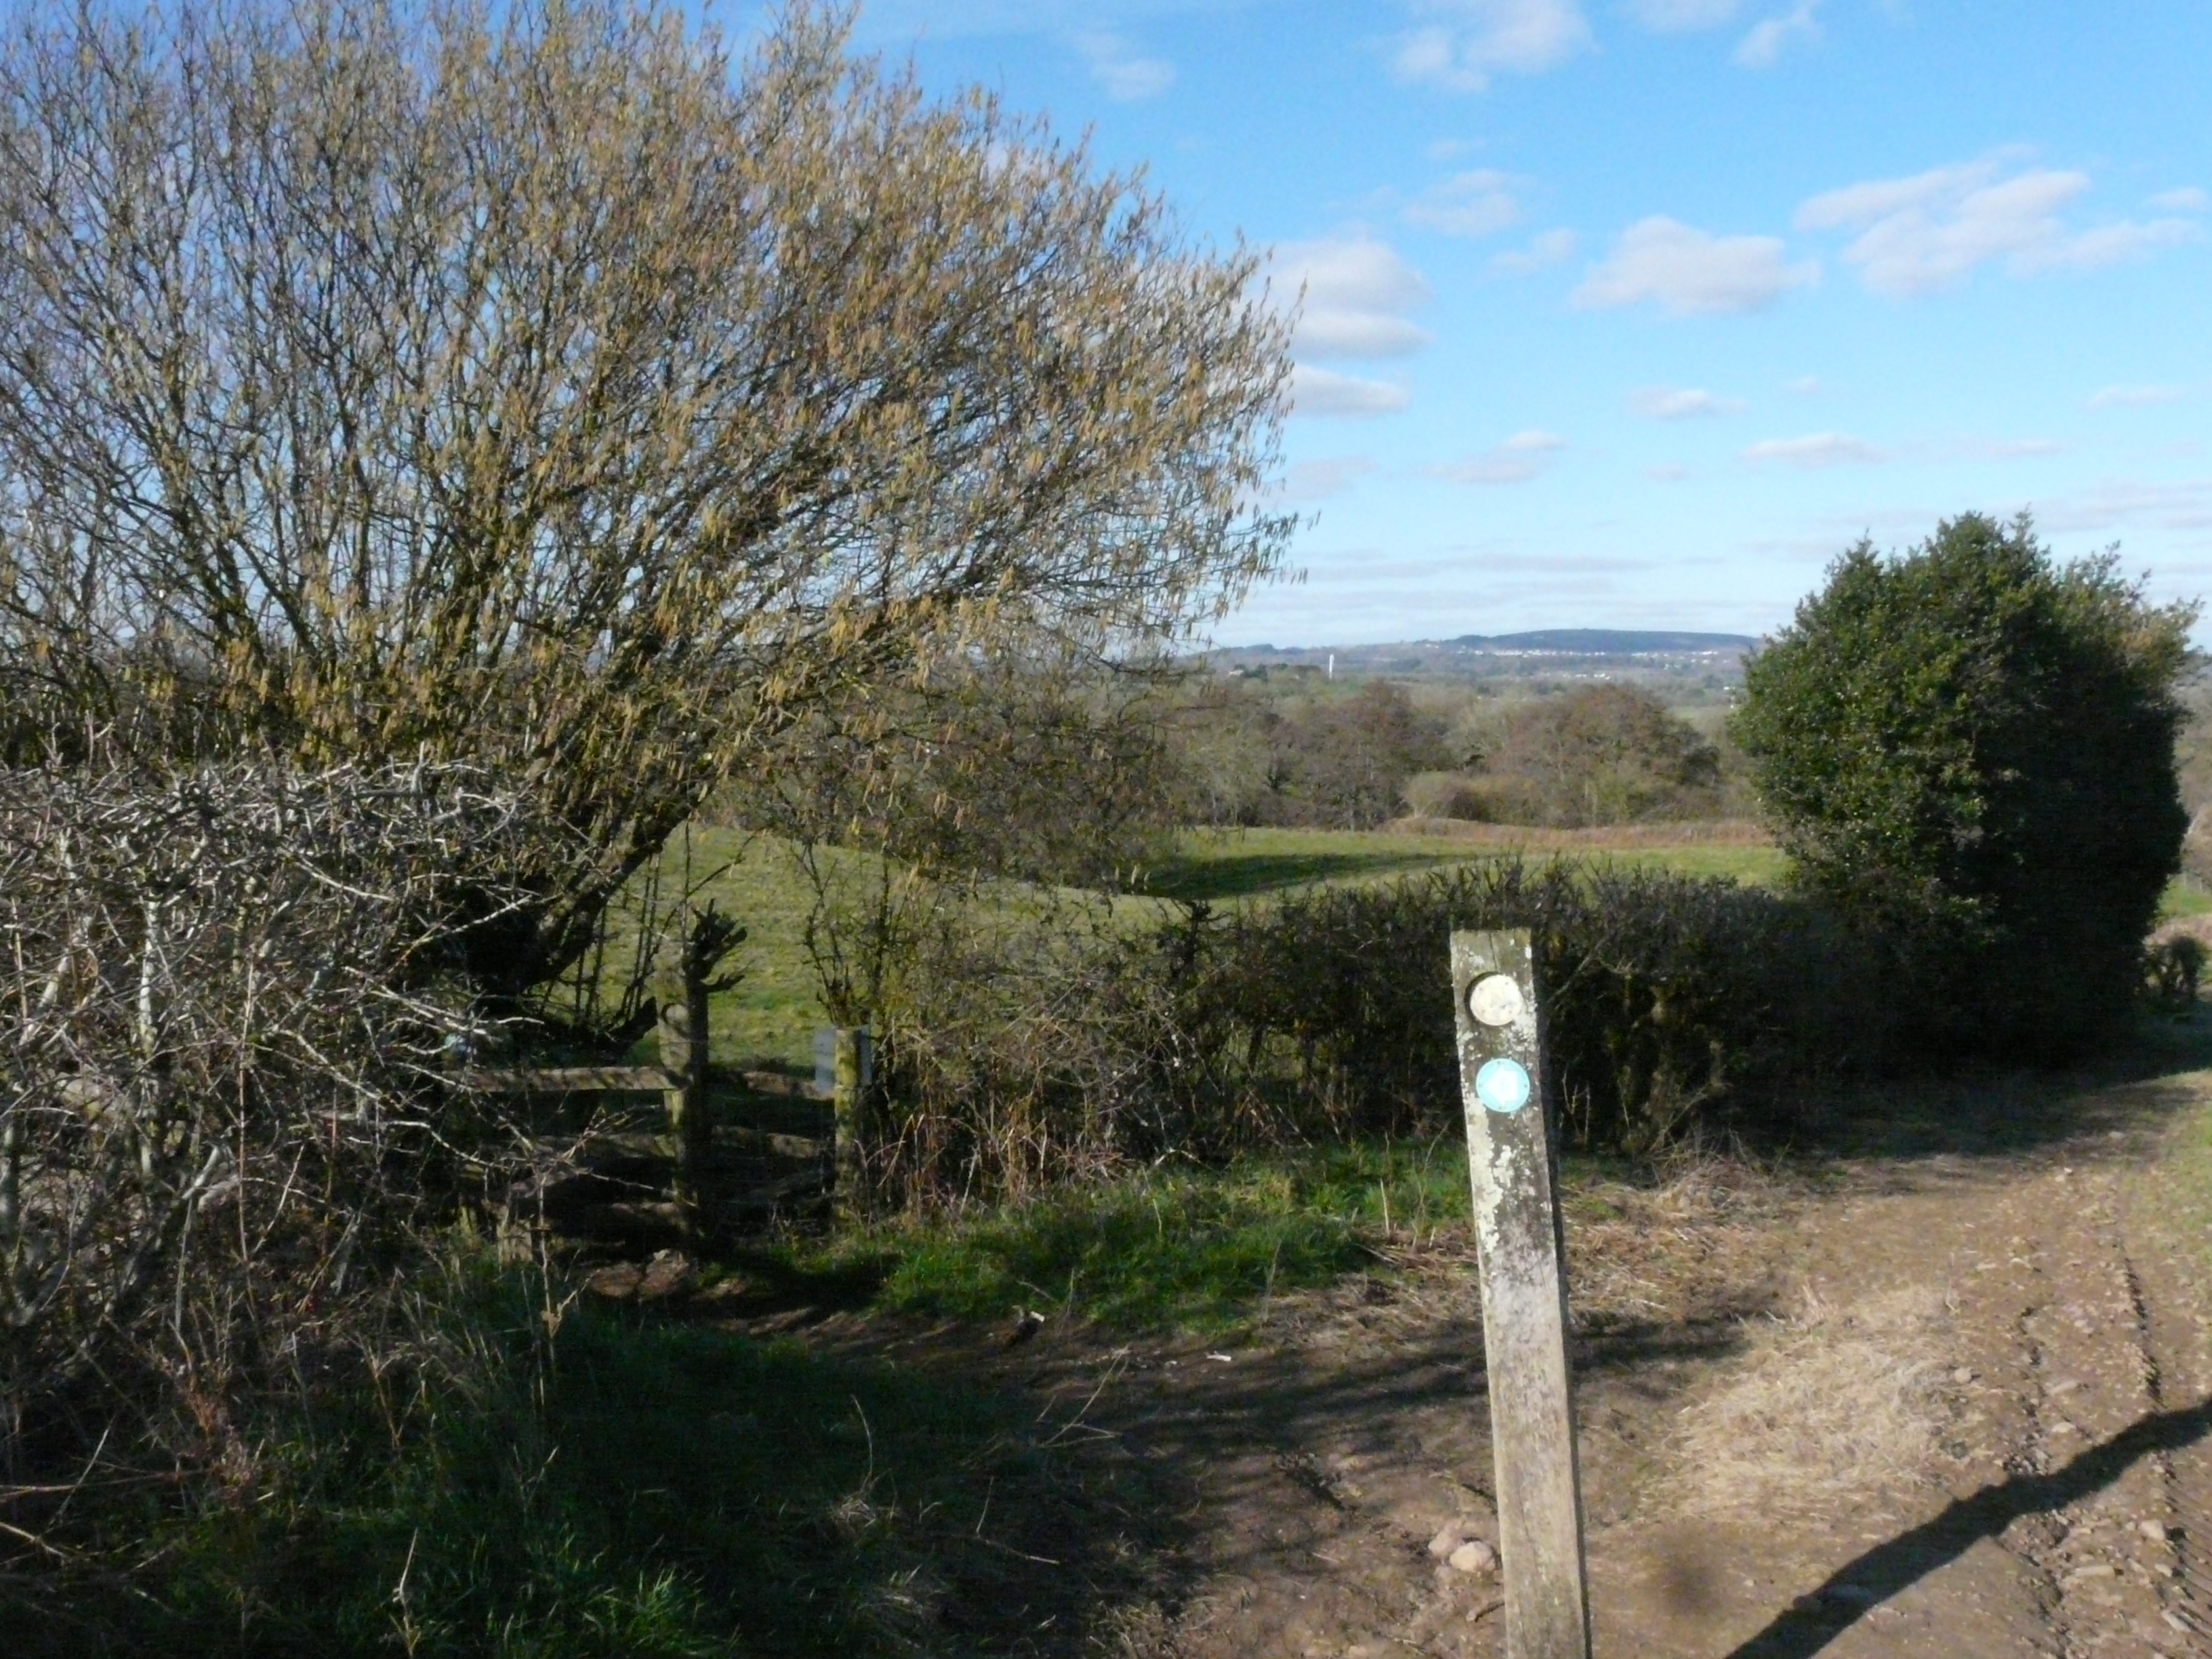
[1134,823,1787,900]
[651,825,842,1074]
[670,821,1796,1069]
[2162,872,2212,920]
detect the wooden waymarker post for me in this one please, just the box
[1450,929,1591,1659]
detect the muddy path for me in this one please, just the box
[739,1044,2212,1657]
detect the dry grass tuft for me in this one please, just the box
[1661,1284,1946,1519]
[1298,1153,1797,1348]
[1565,1155,1799,1332]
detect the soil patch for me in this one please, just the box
[716,1056,2212,1656]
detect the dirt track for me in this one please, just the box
[758,1044,2212,1657]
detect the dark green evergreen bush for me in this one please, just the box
[1732,513,2196,1057]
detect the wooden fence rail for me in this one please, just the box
[459,1065,830,1104]
[459,1065,675,1093]
[454,1009,859,1234]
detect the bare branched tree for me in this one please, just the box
[0,762,560,1482]
[0,0,1294,995]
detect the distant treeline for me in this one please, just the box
[1170,677,1739,832]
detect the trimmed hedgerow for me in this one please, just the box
[1166,859,1885,1155]
[861,858,1886,1204]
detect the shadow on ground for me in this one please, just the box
[1765,1005,2212,1168]
[1134,845,1471,902]
[1725,1397,2212,1659]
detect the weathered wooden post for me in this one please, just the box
[661,899,745,1233]
[816,1025,874,1221]
[1450,928,1591,1659]
[657,964,711,1229]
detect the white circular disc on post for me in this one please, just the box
[1469,972,1526,1028]
[1475,1057,1532,1114]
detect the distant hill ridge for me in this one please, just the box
[1447,630,1755,655]
[1209,629,1758,662]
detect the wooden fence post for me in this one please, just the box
[820,1025,873,1221]
[1450,928,1591,1659]
[657,965,710,1230]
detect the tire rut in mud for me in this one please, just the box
[2114,1161,2212,1655]
[1982,1171,2186,1658]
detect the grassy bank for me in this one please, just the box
[8,1264,1173,1659]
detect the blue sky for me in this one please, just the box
[798,2,2212,647]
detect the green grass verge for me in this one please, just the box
[2146,1015,2212,1238]
[13,1267,1162,1659]
[763,1143,1495,1335]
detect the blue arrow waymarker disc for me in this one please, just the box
[1475,1057,1532,1115]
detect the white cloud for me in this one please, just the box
[1289,366,1414,417]
[1405,170,1523,238]
[1394,0,1594,92]
[1797,157,2202,298]
[1625,0,1746,30]
[2088,385,2186,409]
[1734,0,1822,68]
[1434,429,1566,484]
[1490,228,1578,274]
[1940,436,2064,460]
[2034,219,2201,272]
[1297,313,1435,356]
[1645,464,1692,481]
[2151,188,2209,213]
[1076,33,1175,100]
[1275,456,1380,500]
[1630,386,1746,419]
[1786,375,1822,394]
[1269,237,1434,359]
[1744,432,1883,466]
[1572,217,1817,315]
[2030,479,2212,537]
